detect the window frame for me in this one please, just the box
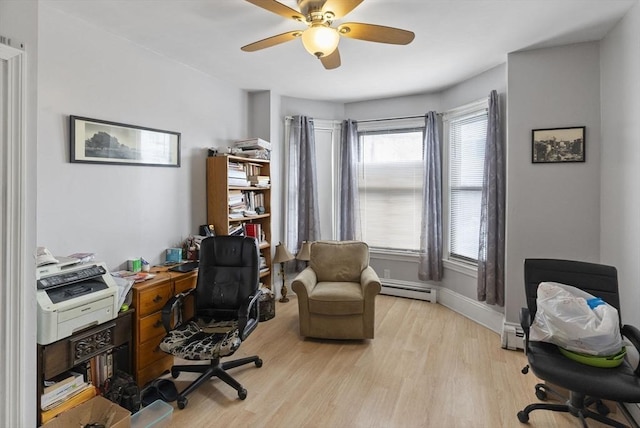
[442,99,489,273]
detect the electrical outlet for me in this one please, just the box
[383,269,391,279]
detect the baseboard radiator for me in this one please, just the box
[380,279,437,303]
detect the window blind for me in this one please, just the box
[448,110,487,262]
[358,129,424,251]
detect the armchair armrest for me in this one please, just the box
[622,324,640,376]
[161,290,194,333]
[291,267,318,300]
[361,266,382,297]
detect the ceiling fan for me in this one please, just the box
[241,0,415,70]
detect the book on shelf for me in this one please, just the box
[41,371,86,410]
[248,175,270,187]
[40,384,97,424]
[228,177,249,187]
[244,223,261,239]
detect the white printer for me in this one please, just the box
[36,260,119,345]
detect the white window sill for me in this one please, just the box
[443,258,478,278]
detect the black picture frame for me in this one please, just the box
[70,116,181,167]
[532,126,585,164]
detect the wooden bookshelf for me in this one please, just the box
[206,154,272,289]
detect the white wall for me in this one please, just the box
[505,42,602,324]
[600,3,640,326]
[37,5,249,270]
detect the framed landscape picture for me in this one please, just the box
[70,116,181,167]
[532,126,585,164]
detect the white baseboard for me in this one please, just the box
[502,321,525,350]
[381,279,504,335]
[437,287,505,334]
[381,279,437,303]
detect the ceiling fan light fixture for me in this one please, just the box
[301,24,339,58]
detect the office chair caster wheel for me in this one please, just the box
[238,388,247,400]
[517,411,529,423]
[596,401,610,415]
[177,396,188,409]
[535,388,547,401]
[255,358,263,368]
[171,368,180,378]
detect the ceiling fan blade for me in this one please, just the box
[320,48,341,69]
[338,22,415,45]
[245,0,304,21]
[321,0,363,19]
[241,31,302,52]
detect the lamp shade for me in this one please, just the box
[301,24,339,58]
[273,242,294,264]
[296,241,312,261]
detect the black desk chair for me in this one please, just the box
[159,236,263,409]
[518,258,640,427]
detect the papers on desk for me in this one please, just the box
[111,276,134,310]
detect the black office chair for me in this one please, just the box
[518,259,640,427]
[159,236,263,409]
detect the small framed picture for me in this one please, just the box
[532,126,585,163]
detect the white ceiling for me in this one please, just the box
[43,0,637,103]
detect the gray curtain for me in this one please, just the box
[477,90,505,306]
[286,115,321,257]
[418,111,443,281]
[339,119,361,240]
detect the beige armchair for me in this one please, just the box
[291,240,382,339]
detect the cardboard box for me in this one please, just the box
[43,395,131,428]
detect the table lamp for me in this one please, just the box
[273,242,294,303]
[296,241,312,267]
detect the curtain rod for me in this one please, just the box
[284,113,442,124]
[357,114,438,124]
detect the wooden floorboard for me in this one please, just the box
[165,294,630,427]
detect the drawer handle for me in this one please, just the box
[153,295,163,303]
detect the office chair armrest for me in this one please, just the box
[520,307,531,352]
[361,266,382,296]
[161,291,193,333]
[622,324,640,376]
[239,290,263,341]
[291,267,318,300]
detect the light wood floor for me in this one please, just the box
[165,294,630,427]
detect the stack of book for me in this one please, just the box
[41,372,89,411]
[233,138,271,160]
[228,190,246,219]
[259,256,268,273]
[228,162,249,186]
[248,175,270,188]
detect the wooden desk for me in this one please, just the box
[36,310,133,426]
[131,267,197,387]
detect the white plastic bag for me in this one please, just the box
[529,281,622,356]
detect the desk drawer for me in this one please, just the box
[136,282,173,317]
[139,312,169,344]
[137,335,167,370]
[137,355,173,388]
[174,273,197,294]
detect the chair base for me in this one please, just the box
[170,355,263,409]
[517,384,628,428]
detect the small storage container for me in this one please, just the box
[131,399,173,428]
[259,290,275,322]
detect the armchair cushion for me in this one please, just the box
[309,281,363,315]
[311,240,369,282]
